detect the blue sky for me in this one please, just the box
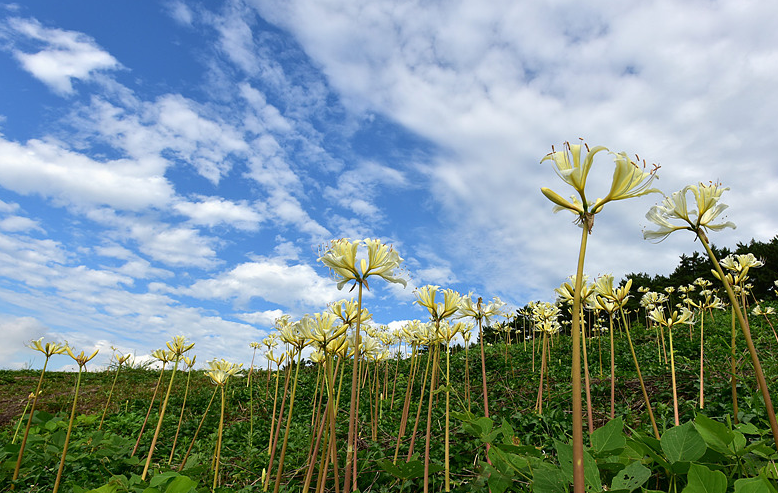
[1,0,777,370]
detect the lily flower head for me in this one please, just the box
[330,298,372,327]
[753,305,776,316]
[28,338,69,358]
[318,238,407,290]
[303,312,348,353]
[541,141,659,230]
[151,348,174,365]
[590,152,660,214]
[206,359,242,385]
[166,336,195,358]
[644,182,736,242]
[415,285,463,322]
[66,346,99,369]
[457,294,506,324]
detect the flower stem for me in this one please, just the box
[53,365,83,493]
[570,221,589,493]
[142,357,180,480]
[699,233,778,451]
[343,281,364,493]
[99,362,122,430]
[13,357,48,480]
[212,384,225,492]
[669,326,679,427]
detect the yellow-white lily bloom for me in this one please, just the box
[644,182,736,241]
[457,294,505,325]
[206,359,243,385]
[541,142,659,223]
[330,299,372,327]
[302,312,348,353]
[415,285,463,322]
[591,152,660,213]
[66,346,99,368]
[151,348,174,364]
[28,338,69,358]
[318,238,407,290]
[542,142,608,200]
[166,335,195,357]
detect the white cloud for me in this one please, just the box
[166,1,194,26]
[323,160,408,220]
[5,17,120,95]
[179,257,341,310]
[173,195,264,231]
[0,215,42,232]
[0,138,175,211]
[0,316,49,368]
[129,222,220,269]
[234,309,285,327]
[249,0,778,304]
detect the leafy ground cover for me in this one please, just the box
[2,306,778,492]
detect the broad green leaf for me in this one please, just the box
[500,418,516,445]
[532,462,568,493]
[681,463,726,493]
[164,475,197,493]
[694,415,734,455]
[489,444,529,474]
[730,432,747,454]
[84,483,120,493]
[51,429,66,448]
[378,459,438,480]
[483,463,514,493]
[611,461,651,492]
[150,471,181,488]
[555,439,602,492]
[591,417,626,456]
[661,422,706,463]
[735,422,760,435]
[735,475,778,493]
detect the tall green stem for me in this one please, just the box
[699,234,778,451]
[143,357,181,480]
[179,385,217,471]
[53,365,83,493]
[609,313,615,419]
[730,308,739,423]
[343,281,364,493]
[132,363,166,457]
[99,363,122,430]
[619,306,660,439]
[698,315,705,409]
[570,222,589,493]
[212,384,226,492]
[423,343,440,493]
[273,348,304,493]
[668,326,680,426]
[169,366,193,464]
[13,357,48,480]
